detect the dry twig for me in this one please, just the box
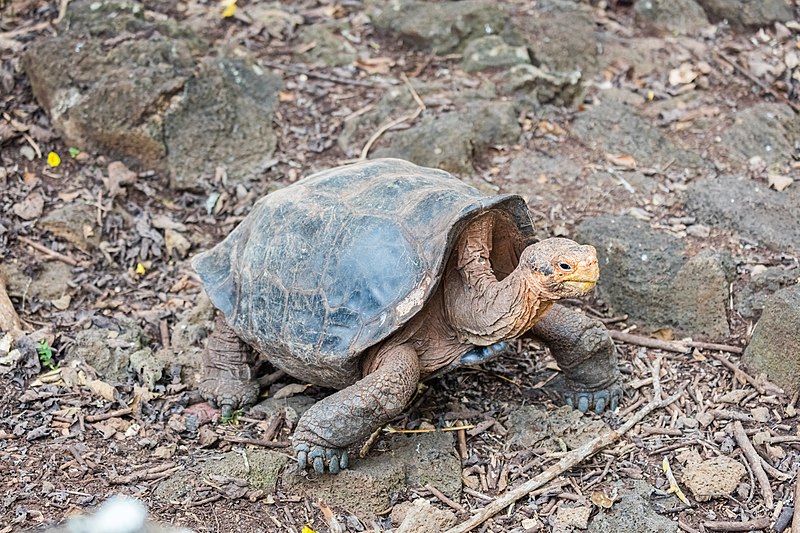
[425,483,466,513]
[358,73,425,160]
[444,357,681,533]
[609,330,742,354]
[712,51,800,113]
[703,517,771,531]
[84,407,133,423]
[222,435,290,448]
[792,471,800,533]
[732,421,773,510]
[16,235,87,267]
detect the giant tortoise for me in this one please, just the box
[193,158,622,474]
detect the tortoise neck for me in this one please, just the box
[445,263,554,345]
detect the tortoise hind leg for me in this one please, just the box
[294,344,420,474]
[528,304,622,414]
[199,315,260,418]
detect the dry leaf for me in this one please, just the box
[106,161,137,197]
[768,174,793,191]
[590,490,615,509]
[165,229,191,258]
[13,192,44,220]
[355,56,394,75]
[273,382,309,399]
[51,294,71,310]
[605,153,637,169]
[668,62,698,85]
[86,379,118,401]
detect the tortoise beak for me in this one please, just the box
[562,256,599,295]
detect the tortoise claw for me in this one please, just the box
[198,376,259,420]
[294,442,349,474]
[557,381,623,414]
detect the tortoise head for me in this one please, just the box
[520,238,599,299]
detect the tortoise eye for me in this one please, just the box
[558,262,572,271]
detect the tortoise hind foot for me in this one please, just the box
[199,375,260,419]
[200,314,260,418]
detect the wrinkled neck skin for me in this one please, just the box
[443,253,556,346]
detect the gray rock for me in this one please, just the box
[23,0,281,190]
[129,348,162,390]
[368,0,507,54]
[696,0,794,30]
[681,456,745,502]
[373,101,520,174]
[736,266,800,319]
[743,285,800,393]
[163,56,281,190]
[575,215,733,338]
[634,0,710,35]
[685,175,800,252]
[23,0,198,173]
[0,260,72,301]
[396,498,457,533]
[39,202,101,251]
[571,101,705,171]
[497,64,582,106]
[462,35,530,73]
[154,449,288,502]
[283,431,461,518]
[508,405,610,451]
[67,322,150,384]
[513,0,598,75]
[589,480,678,533]
[295,23,357,67]
[721,103,800,166]
[507,151,582,189]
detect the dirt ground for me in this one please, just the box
[1,0,800,532]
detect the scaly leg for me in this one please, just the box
[529,304,622,413]
[294,344,420,474]
[199,315,259,418]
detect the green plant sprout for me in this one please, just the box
[36,340,57,370]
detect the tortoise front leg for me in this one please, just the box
[529,304,622,413]
[199,315,260,418]
[294,344,420,474]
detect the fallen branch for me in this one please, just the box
[444,357,680,533]
[425,483,466,513]
[84,407,133,423]
[609,330,742,355]
[713,51,800,113]
[792,468,800,533]
[732,421,773,510]
[16,235,87,267]
[703,517,770,531]
[222,435,290,448]
[707,352,765,395]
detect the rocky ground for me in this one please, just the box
[1,0,800,532]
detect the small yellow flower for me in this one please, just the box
[221,0,237,18]
[135,262,146,275]
[47,151,61,167]
[301,526,316,533]
[646,90,655,102]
